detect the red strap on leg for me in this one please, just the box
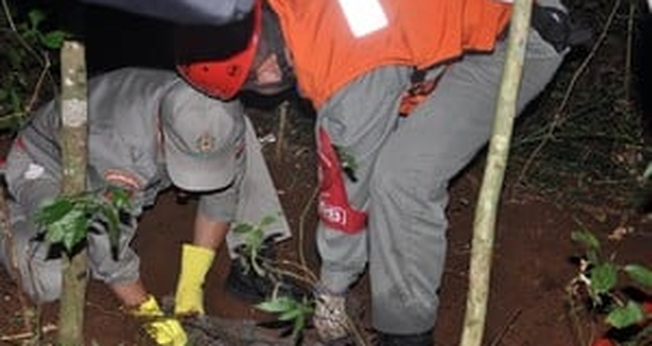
[398,67,447,117]
[317,128,367,234]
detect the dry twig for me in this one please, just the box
[515,0,623,185]
[487,309,522,346]
[276,101,290,161]
[0,323,57,342]
[624,0,635,101]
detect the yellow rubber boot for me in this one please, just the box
[131,295,187,346]
[174,244,215,315]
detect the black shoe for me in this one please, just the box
[225,240,307,303]
[224,260,279,302]
[374,329,433,346]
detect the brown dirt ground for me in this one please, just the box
[0,102,651,346]
[2,1,652,344]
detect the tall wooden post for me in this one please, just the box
[459,0,533,345]
[57,40,88,346]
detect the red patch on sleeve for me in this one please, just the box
[103,169,142,191]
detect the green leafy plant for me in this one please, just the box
[35,186,131,256]
[232,213,370,345]
[0,0,69,130]
[231,215,322,343]
[231,214,279,277]
[21,10,68,49]
[256,296,314,340]
[568,229,652,345]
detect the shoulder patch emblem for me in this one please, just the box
[104,169,142,191]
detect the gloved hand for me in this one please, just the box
[174,244,215,315]
[313,288,349,342]
[130,295,187,346]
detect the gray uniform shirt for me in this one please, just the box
[4,68,240,285]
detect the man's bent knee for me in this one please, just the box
[20,257,63,303]
[8,221,63,303]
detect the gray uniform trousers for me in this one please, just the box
[0,68,290,303]
[316,28,566,334]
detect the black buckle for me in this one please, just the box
[531,4,592,53]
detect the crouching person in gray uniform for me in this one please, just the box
[0,67,291,345]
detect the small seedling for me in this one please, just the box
[231,214,279,277]
[568,229,652,345]
[232,215,317,343]
[256,296,314,340]
[35,186,131,257]
[232,214,368,345]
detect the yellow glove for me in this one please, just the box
[174,244,215,315]
[130,295,187,346]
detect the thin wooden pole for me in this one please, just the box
[57,40,88,346]
[459,0,533,345]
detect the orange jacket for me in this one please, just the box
[267,0,512,108]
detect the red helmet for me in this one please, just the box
[175,0,262,100]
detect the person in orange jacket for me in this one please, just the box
[168,0,571,344]
[170,0,571,344]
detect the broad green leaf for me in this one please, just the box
[61,218,87,252]
[259,214,277,228]
[292,315,306,339]
[257,296,312,340]
[249,228,265,250]
[43,207,88,252]
[624,264,652,288]
[28,10,45,30]
[36,198,75,225]
[256,297,297,313]
[591,262,618,295]
[41,31,68,49]
[586,249,599,267]
[36,192,132,254]
[571,230,600,251]
[278,308,302,321]
[232,223,255,234]
[109,186,132,210]
[606,301,644,329]
[43,216,71,243]
[292,302,313,339]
